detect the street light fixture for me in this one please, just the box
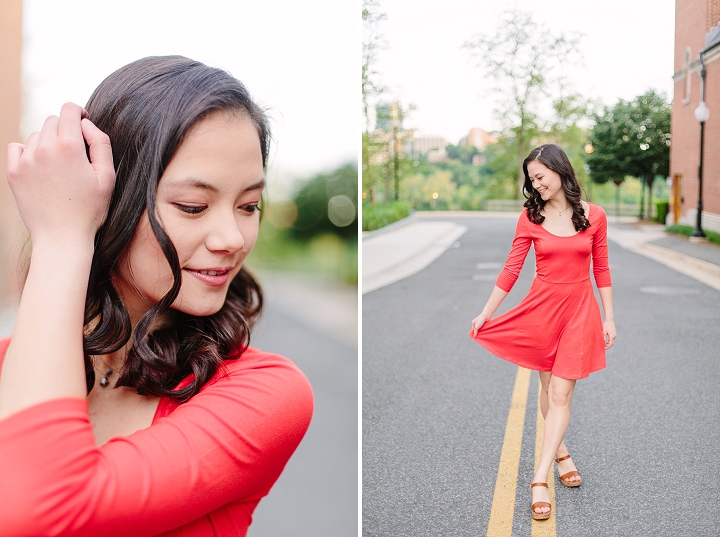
[692,61,709,238]
[432,192,439,210]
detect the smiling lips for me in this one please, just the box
[184,267,232,287]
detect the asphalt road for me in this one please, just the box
[362,216,720,536]
[248,300,358,537]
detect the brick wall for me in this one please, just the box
[672,0,720,228]
[675,0,707,71]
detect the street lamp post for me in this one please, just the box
[692,60,709,238]
[432,192,439,210]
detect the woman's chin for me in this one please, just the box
[171,300,225,317]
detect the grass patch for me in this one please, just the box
[362,201,412,231]
[665,224,720,246]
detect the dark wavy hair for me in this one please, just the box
[522,144,590,232]
[82,56,268,402]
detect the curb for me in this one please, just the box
[642,243,720,278]
[362,212,418,240]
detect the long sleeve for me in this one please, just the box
[0,342,313,537]
[495,212,533,292]
[591,207,612,288]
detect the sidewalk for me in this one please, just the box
[607,219,720,291]
[362,213,474,294]
[362,211,720,294]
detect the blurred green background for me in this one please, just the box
[247,163,358,286]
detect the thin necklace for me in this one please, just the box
[94,356,114,387]
[548,201,571,216]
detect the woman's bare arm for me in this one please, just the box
[471,285,509,337]
[598,286,616,349]
[0,103,115,419]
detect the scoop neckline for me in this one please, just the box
[538,202,592,238]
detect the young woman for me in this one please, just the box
[0,56,313,536]
[469,144,616,521]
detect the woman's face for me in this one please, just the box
[527,160,563,202]
[116,111,265,321]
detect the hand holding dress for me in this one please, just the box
[469,202,612,379]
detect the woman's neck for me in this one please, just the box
[546,193,570,212]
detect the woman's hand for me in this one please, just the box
[471,312,491,337]
[603,319,616,349]
[6,102,115,248]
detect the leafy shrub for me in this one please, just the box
[654,201,669,223]
[666,224,720,246]
[362,201,412,231]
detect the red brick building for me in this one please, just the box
[671,0,720,231]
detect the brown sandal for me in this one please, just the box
[555,454,582,487]
[530,482,551,520]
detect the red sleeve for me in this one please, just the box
[495,212,533,292]
[0,347,313,537]
[591,206,612,288]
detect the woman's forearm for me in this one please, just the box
[0,240,93,419]
[598,286,614,321]
[482,286,510,318]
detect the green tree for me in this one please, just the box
[290,163,358,240]
[588,90,670,218]
[374,100,415,202]
[401,170,456,210]
[362,0,387,203]
[464,9,582,198]
[478,137,520,199]
[445,143,480,165]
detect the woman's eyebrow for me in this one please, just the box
[167,177,266,193]
[243,179,266,192]
[167,177,220,193]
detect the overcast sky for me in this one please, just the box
[22,0,357,199]
[373,0,676,144]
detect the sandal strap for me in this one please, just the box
[559,470,580,481]
[530,482,548,488]
[555,454,572,463]
[532,502,551,509]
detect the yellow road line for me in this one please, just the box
[486,367,531,537]
[532,376,556,536]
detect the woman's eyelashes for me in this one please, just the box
[174,203,207,214]
[242,204,261,214]
[172,203,260,215]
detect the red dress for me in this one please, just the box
[0,337,314,537]
[469,202,612,379]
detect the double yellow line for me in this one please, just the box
[486,367,556,536]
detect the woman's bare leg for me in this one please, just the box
[538,372,580,483]
[531,375,577,515]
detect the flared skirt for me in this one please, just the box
[469,277,605,379]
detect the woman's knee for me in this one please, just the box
[548,379,575,407]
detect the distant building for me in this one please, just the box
[670,0,720,231]
[404,134,447,159]
[427,147,447,163]
[459,128,497,151]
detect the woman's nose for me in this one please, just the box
[204,212,245,253]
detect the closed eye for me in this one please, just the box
[240,204,261,214]
[174,203,207,215]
